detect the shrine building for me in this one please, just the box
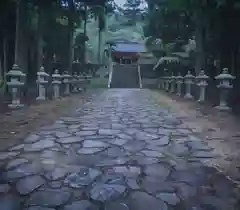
[106,40,147,64]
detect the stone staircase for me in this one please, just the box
[110,64,140,88]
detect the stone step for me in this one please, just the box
[110,65,140,88]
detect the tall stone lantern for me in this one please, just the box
[163,68,169,91]
[62,71,71,95]
[164,76,168,91]
[184,70,195,99]
[78,73,86,92]
[157,77,161,89]
[52,69,61,98]
[159,77,164,89]
[196,69,209,103]
[170,73,176,93]
[72,72,78,93]
[161,77,165,89]
[168,76,172,92]
[175,72,183,96]
[215,68,235,111]
[165,76,169,91]
[163,76,167,90]
[76,73,82,92]
[6,64,26,108]
[36,66,49,100]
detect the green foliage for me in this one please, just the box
[81,0,109,6]
[144,0,240,72]
[145,36,156,46]
[105,0,116,14]
[124,0,142,9]
[90,5,106,31]
[144,0,211,43]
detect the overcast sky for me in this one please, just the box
[114,0,125,7]
[114,0,146,8]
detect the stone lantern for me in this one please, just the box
[160,76,163,89]
[175,72,183,96]
[168,76,172,92]
[86,73,92,85]
[196,69,209,103]
[164,76,169,91]
[215,68,235,111]
[72,72,78,93]
[168,76,172,91]
[163,76,167,90]
[170,73,176,93]
[36,66,49,100]
[6,64,26,108]
[158,77,163,89]
[78,73,86,91]
[163,68,168,91]
[164,76,167,91]
[160,77,165,90]
[157,78,160,89]
[62,71,71,95]
[52,69,61,98]
[184,70,195,99]
[76,73,82,92]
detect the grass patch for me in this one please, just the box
[88,66,109,89]
[88,77,108,89]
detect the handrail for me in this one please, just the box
[107,62,113,88]
[137,64,142,88]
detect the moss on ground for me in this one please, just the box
[150,90,172,111]
[88,77,108,89]
[88,67,108,89]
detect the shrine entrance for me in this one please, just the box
[107,41,146,65]
[113,56,138,64]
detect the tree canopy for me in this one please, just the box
[144,0,240,74]
[0,0,114,87]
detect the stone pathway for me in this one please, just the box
[0,89,239,210]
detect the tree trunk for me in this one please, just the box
[3,36,7,77]
[220,4,239,74]
[98,27,102,64]
[194,8,205,75]
[45,48,54,74]
[15,0,28,74]
[67,0,74,73]
[2,35,8,93]
[36,6,44,71]
[83,5,87,63]
[0,57,2,81]
[14,0,20,65]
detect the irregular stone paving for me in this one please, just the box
[0,89,239,210]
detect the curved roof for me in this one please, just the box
[106,38,136,44]
[111,43,147,53]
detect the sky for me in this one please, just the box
[114,0,146,8]
[114,0,126,7]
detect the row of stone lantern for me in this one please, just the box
[158,68,235,111]
[6,65,92,108]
